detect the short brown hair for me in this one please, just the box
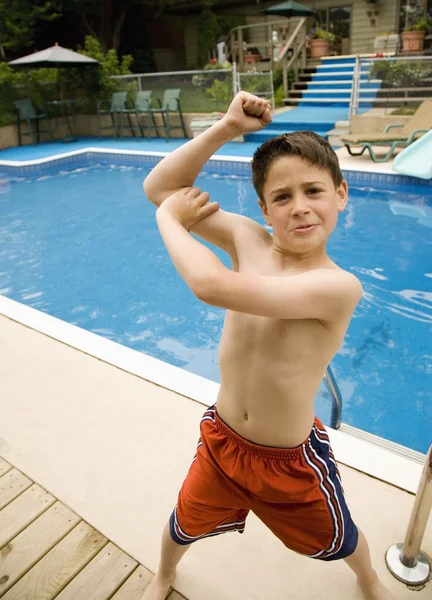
[251,131,343,201]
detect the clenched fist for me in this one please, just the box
[221,91,272,137]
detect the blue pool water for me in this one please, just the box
[0,164,431,453]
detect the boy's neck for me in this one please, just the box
[271,243,333,273]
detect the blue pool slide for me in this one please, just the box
[392,129,432,180]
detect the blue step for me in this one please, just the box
[311,74,369,82]
[303,91,379,99]
[307,82,378,90]
[244,128,330,144]
[264,120,332,134]
[315,65,355,73]
[320,57,356,66]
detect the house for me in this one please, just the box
[148,0,417,71]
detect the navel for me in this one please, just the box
[243,412,249,421]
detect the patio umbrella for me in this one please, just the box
[8,43,99,68]
[9,43,100,142]
[262,1,313,18]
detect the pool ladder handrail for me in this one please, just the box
[386,442,432,585]
[324,366,342,430]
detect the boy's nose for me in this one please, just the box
[291,196,311,215]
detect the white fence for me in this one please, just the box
[111,64,275,112]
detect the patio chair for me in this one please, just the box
[341,100,432,163]
[146,89,187,141]
[117,91,157,139]
[97,92,128,138]
[14,99,53,146]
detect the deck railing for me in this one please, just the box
[386,443,432,585]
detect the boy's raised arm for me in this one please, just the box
[143,92,272,207]
[156,187,363,323]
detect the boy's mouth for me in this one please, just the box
[293,224,317,233]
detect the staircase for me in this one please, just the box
[285,56,379,108]
[244,56,378,145]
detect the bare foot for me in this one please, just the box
[139,572,175,600]
[358,575,396,600]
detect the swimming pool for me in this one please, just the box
[0,159,430,453]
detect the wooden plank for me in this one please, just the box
[0,485,56,548]
[0,459,12,478]
[0,469,32,510]
[2,521,107,600]
[0,501,80,595]
[55,542,137,600]
[167,591,185,600]
[110,565,153,600]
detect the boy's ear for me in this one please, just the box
[258,198,272,226]
[337,181,348,212]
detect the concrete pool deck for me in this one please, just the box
[1,305,431,600]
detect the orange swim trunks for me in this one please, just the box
[169,405,358,561]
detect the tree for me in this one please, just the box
[65,0,177,52]
[197,1,219,67]
[0,0,61,59]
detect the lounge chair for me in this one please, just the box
[14,99,53,145]
[146,89,187,141]
[117,91,156,139]
[341,100,432,162]
[97,92,128,138]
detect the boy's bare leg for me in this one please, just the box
[344,529,395,600]
[140,523,190,600]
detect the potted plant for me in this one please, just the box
[401,15,432,52]
[308,29,336,58]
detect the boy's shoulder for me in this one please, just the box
[312,264,363,308]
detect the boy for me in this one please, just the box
[142,92,395,600]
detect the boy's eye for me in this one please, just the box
[307,188,321,195]
[275,194,289,201]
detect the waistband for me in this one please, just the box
[206,405,325,461]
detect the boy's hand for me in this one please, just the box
[156,187,219,231]
[221,91,272,137]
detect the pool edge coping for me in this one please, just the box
[0,294,424,496]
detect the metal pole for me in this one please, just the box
[386,443,432,585]
[324,366,342,430]
[232,62,237,97]
[239,28,244,69]
[349,54,360,119]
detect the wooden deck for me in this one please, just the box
[0,457,186,600]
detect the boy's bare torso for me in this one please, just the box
[215,225,352,448]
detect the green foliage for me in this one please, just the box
[64,0,177,51]
[76,35,136,107]
[197,3,220,67]
[0,62,58,125]
[274,84,285,108]
[310,28,336,43]
[0,0,61,56]
[205,78,232,104]
[405,16,432,32]
[370,60,430,87]
[272,66,295,91]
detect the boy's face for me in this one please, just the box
[259,155,348,255]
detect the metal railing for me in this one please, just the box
[386,443,432,585]
[324,366,342,430]
[229,19,301,71]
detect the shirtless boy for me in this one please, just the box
[142,92,395,600]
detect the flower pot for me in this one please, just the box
[310,39,330,58]
[401,31,425,52]
[243,52,262,64]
